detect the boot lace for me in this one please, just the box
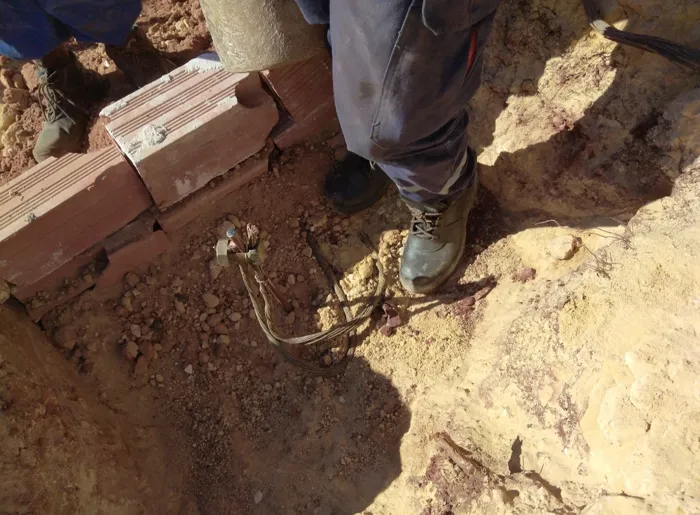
[37,70,79,124]
[408,208,442,240]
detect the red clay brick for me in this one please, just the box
[261,54,333,122]
[103,53,278,209]
[0,146,152,287]
[97,230,169,288]
[261,54,338,149]
[103,213,156,255]
[156,155,267,234]
[12,244,104,302]
[271,103,339,149]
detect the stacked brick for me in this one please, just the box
[0,52,336,320]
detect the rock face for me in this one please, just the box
[392,169,700,514]
[471,0,700,219]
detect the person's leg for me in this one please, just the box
[327,0,500,293]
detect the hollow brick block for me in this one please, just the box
[102,53,279,209]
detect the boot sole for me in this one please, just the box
[400,173,479,294]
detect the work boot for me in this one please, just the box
[33,51,92,163]
[323,152,391,214]
[399,172,479,294]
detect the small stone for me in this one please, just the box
[229,312,242,322]
[154,343,163,352]
[125,272,140,288]
[146,275,157,286]
[201,322,211,333]
[202,292,220,308]
[264,383,272,391]
[217,334,230,345]
[122,296,134,312]
[214,323,229,335]
[155,374,164,382]
[284,311,296,325]
[547,235,581,261]
[139,342,155,361]
[199,351,210,364]
[130,324,142,338]
[207,313,224,326]
[209,260,223,280]
[184,364,194,375]
[122,341,139,361]
[296,274,305,283]
[287,274,296,286]
[53,326,77,350]
[175,301,186,314]
[339,396,346,404]
[134,355,149,374]
[254,491,263,504]
[302,247,313,258]
[310,213,328,228]
[322,355,333,367]
[249,340,258,348]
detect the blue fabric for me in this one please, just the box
[299,0,501,204]
[0,0,141,60]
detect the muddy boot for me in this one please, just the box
[399,173,479,294]
[33,50,93,163]
[323,152,391,214]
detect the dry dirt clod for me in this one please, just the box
[175,300,186,314]
[213,323,229,335]
[199,351,210,364]
[207,313,223,326]
[513,267,537,283]
[547,235,581,261]
[125,272,140,288]
[209,260,223,280]
[134,355,149,375]
[202,292,220,309]
[122,341,139,361]
[53,326,77,350]
[139,342,155,361]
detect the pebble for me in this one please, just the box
[209,260,223,280]
[122,341,139,361]
[175,301,186,314]
[155,374,164,383]
[254,491,263,505]
[154,343,163,352]
[199,351,210,364]
[53,326,76,350]
[125,272,140,288]
[207,313,224,326]
[264,384,272,391]
[339,396,346,404]
[217,334,230,345]
[296,274,305,283]
[249,340,258,348]
[202,292,220,308]
[287,274,296,286]
[322,355,333,367]
[302,247,313,258]
[139,342,155,361]
[229,312,242,322]
[284,311,296,325]
[214,323,229,335]
[130,324,142,338]
[122,296,134,312]
[184,364,194,375]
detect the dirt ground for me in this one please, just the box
[0,0,211,185]
[2,0,699,513]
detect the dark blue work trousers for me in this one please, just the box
[296,0,501,204]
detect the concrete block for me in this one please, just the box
[102,53,279,209]
[157,155,267,234]
[97,230,169,288]
[0,146,152,287]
